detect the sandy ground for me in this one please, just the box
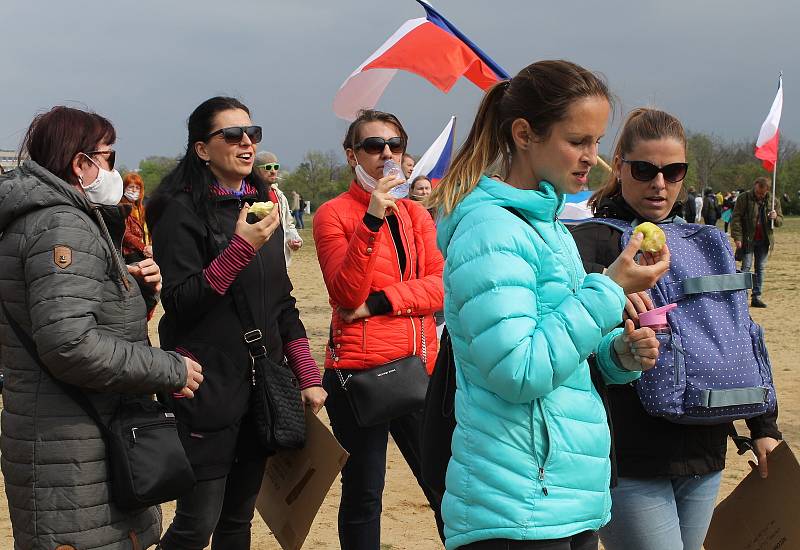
[1,217,798,549]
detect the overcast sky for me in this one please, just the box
[1,0,796,171]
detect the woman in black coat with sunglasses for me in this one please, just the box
[148,97,326,550]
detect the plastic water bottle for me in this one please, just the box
[383,160,410,199]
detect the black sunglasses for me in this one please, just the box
[256,163,280,171]
[204,125,263,144]
[622,158,688,183]
[354,136,405,155]
[85,149,116,170]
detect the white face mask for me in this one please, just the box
[124,189,140,201]
[354,161,410,199]
[81,155,124,205]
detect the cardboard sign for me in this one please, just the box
[256,409,348,550]
[705,441,800,550]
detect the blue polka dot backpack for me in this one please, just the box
[585,216,777,424]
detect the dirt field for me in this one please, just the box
[2,217,798,550]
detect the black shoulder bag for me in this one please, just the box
[2,303,196,511]
[227,279,307,451]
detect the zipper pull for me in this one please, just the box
[539,467,548,495]
[131,427,138,443]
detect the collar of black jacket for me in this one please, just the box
[594,193,684,223]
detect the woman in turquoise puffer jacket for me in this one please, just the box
[427,60,671,550]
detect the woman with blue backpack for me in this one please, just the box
[427,60,670,550]
[571,107,781,550]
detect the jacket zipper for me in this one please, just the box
[362,319,367,353]
[535,398,552,496]
[387,214,417,355]
[553,215,579,292]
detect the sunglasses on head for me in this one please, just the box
[84,149,116,170]
[621,158,688,183]
[204,125,263,144]
[256,163,280,171]
[354,136,405,155]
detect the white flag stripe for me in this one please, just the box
[756,77,783,147]
[409,116,456,181]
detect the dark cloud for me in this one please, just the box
[2,0,796,170]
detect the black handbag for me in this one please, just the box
[2,303,196,511]
[420,326,455,501]
[228,280,306,451]
[335,317,431,427]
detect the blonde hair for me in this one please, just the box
[428,60,610,214]
[589,108,687,211]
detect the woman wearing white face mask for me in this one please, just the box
[313,109,446,548]
[0,107,203,549]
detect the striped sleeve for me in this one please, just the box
[203,234,256,295]
[284,338,322,389]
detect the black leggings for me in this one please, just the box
[457,531,598,550]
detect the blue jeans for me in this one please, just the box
[293,209,304,229]
[740,240,769,296]
[599,472,722,550]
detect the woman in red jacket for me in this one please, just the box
[314,109,445,549]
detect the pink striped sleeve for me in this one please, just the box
[284,338,322,389]
[203,234,256,295]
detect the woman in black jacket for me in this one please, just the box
[148,97,326,550]
[570,108,781,550]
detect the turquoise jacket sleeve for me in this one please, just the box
[596,327,642,385]
[447,220,628,404]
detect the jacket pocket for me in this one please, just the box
[161,342,250,431]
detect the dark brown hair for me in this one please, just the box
[20,106,116,186]
[753,176,770,188]
[342,109,408,152]
[589,108,687,210]
[428,60,611,213]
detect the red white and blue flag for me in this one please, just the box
[334,0,509,120]
[754,74,783,172]
[409,116,456,186]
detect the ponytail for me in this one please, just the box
[428,80,509,214]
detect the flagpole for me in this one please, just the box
[771,154,777,230]
[770,70,782,229]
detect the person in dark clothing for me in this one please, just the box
[701,188,720,226]
[147,97,326,550]
[684,186,697,222]
[570,108,782,550]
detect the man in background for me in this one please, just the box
[255,152,303,266]
[731,177,783,308]
[402,153,415,179]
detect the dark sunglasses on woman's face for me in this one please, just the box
[204,125,263,144]
[622,158,688,183]
[85,149,116,170]
[354,136,405,155]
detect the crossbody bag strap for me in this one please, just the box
[1,302,111,436]
[206,220,270,368]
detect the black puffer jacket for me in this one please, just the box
[0,161,187,549]
[152,187,307,479]
[569,194,781,477]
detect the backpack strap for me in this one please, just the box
[682,272,754,295]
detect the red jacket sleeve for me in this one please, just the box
[313,201,383,309]
[381,204,444,316]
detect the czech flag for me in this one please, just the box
[409,116,456,186]
[755,74,783,172]
[334,0,509,121]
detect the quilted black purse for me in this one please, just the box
[228,280,306,451]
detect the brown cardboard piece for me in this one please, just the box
[705,441,800,550]
[256,409,349,550]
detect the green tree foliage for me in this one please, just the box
[280,150,351,210]
[137,156,179,195]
